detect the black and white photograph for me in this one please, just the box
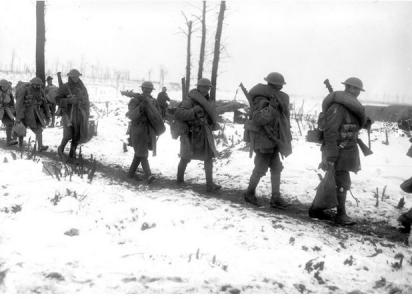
[0,0,412,294]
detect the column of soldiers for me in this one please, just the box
[124,73,373,226]
[1,70,402,227]
[0,69,89,158]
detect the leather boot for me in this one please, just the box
[269,170,290,209]
[128,155,141,178]
[205,159,221,192]
[335,189,356,226]
[36,132,48,152]
[141,157,155,184]
[177,159,189,184]
[6,126,18,146]
[244,172,260,206]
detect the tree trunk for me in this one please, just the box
[210,1,226,101]
[197,1,206,81]
[36,1,46,83]
[185,21,193,97]
[181,77,186,101]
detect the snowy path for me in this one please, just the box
[1,138,412,293]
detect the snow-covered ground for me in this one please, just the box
[0,78,412,293]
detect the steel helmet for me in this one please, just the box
[197,78,212,87]
[46,76,53,81]
[342,77,365,91]
[67,69,82,77]
[141,81,154,89]
[30,77,43,86]
[0,79,9,88]
[264,72,286,85]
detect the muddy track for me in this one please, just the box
[0,138,408,246]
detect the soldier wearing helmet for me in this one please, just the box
[15,77,51,151]
[156,86,170,120]
[126,81,164,184]
[45,75,58,127]
[243,72,292,208]
[55,69,90,161]
[174,78,221,192]
[0,79,18,146]
[309,77,370,225]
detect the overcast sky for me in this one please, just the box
[1,0,412,101]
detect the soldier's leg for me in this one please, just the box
[140,156,155,184]
[269,151,290,208]
[18,136,24,149]
[5,123,18,146]
[128,154,142,178]
[35,128,48,152]
[58,115,73,156]
[50,104,56,127]
[335,171,355,226]
[177,158,190,184]
[69,142,78,159]
[205,158,221,192]
[244,151,270,205]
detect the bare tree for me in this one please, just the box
[181,77,186,101]
[210,1,226,101]
[36,1,46,83]
[197,1,207,81]
[10,49,16,72]
[182,13,193,97]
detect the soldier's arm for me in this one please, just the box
[81,86,90,117]
[42,90,51,120]
[252,96,275,126]
[283,94,290,120]
[324,104,345,162]
[8,92,15,107]
[174,101,196,121]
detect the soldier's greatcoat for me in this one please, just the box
[174,89,218,161]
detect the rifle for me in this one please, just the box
[323,78,373,156]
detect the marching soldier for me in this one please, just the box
[45,75,58,127]
[156,86,170,120]
[174,78,221,192]
[15,77,50,151]
[126,81,164,184]
[243,72,292,208]
[309,77,370,225]
[55,69,90,160]
[0,79,18,145]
